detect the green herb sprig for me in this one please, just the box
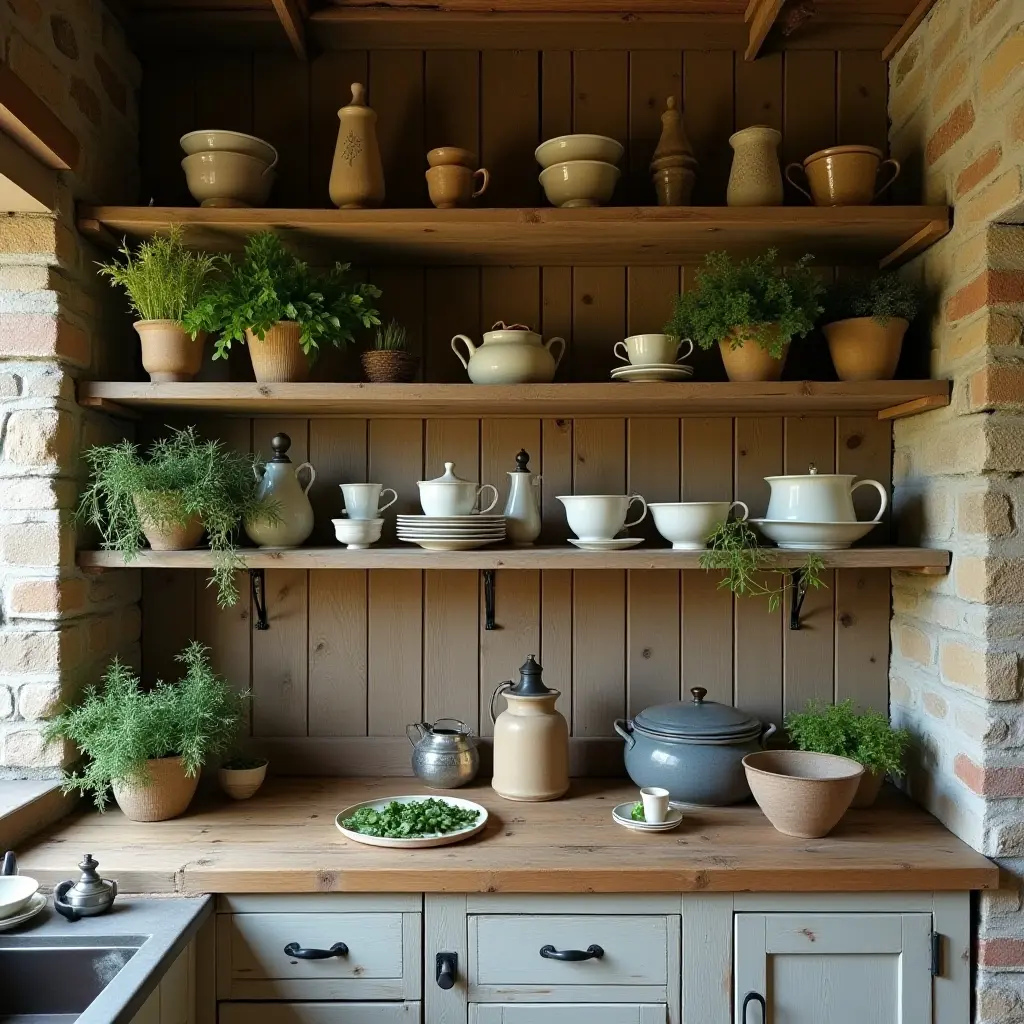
[785,699,910,776]
[342,798,480,838]
[822,272,921,326]
[631,802,645,822]
[373,319,408,351]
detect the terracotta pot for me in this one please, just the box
[850,768,885,808]
[134,493,204,551]
[219,761,268,801]
[718,327,789,382]
[786,145,900,207]
[134,321,205,382]
[742,749,864,839]
[112,756,199,822]
[361,350,419,383]
[246,322,310,383]
[823,317,909,382]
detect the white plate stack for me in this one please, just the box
[397,515,506,551]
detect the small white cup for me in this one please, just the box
[640,786,670,824]
[614,334,695,367]
[557,494,647,541]
[648,500,749,550]
[341,483,398,520]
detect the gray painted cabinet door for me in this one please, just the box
[734,913,933,1024]
[471,1005,667,1023]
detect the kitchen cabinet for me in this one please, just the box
[219,1002,420,1024]
[470,1005,668,1023]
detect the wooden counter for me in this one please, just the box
[16,778,996,895]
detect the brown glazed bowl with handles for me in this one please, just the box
[785,145,900,206]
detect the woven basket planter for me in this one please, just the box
[112,756,199,822]
[361,350,419,383]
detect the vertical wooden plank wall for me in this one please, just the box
[136,46,894,766]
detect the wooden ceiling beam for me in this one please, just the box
[745,0,786,60]
[270,0,308,58]
[882,0,938,60]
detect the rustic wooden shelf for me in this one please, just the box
[77,380,950,421]
[77,546,950,573]
[77,205,950,269]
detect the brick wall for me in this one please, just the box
[0,0,141,775]
[888,0,1024,1018]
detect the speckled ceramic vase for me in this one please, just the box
[727,126,784,207]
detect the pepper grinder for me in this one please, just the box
[503,449,542,546]
[53,854,117,921]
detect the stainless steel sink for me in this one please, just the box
[0,937,143,1024]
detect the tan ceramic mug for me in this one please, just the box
[785,145,900,206]
[426,164,490,209]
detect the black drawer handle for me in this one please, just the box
[539,944,604,962]
[742,992,766,1023]
[283,942,349,959]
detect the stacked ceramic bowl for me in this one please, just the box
[398,462,505,551]
[180,130,278,207]
[536,134,623,208]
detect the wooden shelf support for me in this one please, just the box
[745,0,786,59]
[271,0,308,58]
[882,0,938,60]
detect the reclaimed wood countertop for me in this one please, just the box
[16,777,996,895]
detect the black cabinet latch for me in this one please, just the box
[436,951,458,989]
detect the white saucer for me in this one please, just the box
[750,519,876,550]
[568,537,644,551]
[400,538,503,551]
[399,515,505,524]
[0,892,46,931]
[612,802,683,832]
[611,364,694,382]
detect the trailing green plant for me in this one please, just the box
[45,642,250,811]
[699,518,825,613]
[822,272,922,325]
[77,426,279,607]
[785,698,910,777]
[373,319,408,351]
[96,226,218,324]
[665,250,825,358]
[183,232,381,362]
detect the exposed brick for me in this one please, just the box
[6,0,42,27]
[0,314,89,367]
[894,38,921,84]
[93,54,126,115]
[0,687,13,721]
[971,0,1002,25]
[899,624,934,667]
[947,270,1024,323]
[981,31,1024,96]
[940,641,1020,699]
[963,170,1024,225]
[0,630,60,674]
[69,77,102,127]
[2,408,76,469]
[955,753,1024,797]
[1013,99,1024,145]
[957,556,1024,604]
[971,362,1024,410]
[958,489,1014,536]
[0,478,78,512]
[933,56,971,115]
[957,145,1003,197]
[8,33,64,109]
[922,690,948,719]
[926,100,975,165]
[0,521,72,568]
[956,704,1009,745]
[7,578,89,618]
[0,217,59,258]
[980,937,1024,968]
[49,14,79,59]
[890,674,913,707]
[0,727,64,769]
[930,13,965,70]
[982,880,1023,920]
[17,681,62,721]
[977,981,1024,1024]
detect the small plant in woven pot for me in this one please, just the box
[362,320,419,382]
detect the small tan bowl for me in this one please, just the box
[180,130,278,166]
[535,134,624,169]
[181,151,275,208]
[742,749,864,839]
[539,160,620,208]
[219,760,268,801]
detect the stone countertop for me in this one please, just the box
[15,777,997,895]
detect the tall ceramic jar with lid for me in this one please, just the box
[329,83,386,209]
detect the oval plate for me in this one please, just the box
[335,795,489,849]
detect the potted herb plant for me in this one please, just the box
[184,232,381,383]
[785,698,910,807]
[97,226,217,382]
[666,250,824,382]
[821,272,921,382]
[219,754,269,800]
[46,643,249,821]
[362,319,419,383]
[78,426,279,607]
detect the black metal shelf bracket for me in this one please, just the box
[789,568,808,631]
[250,568,269,630]
[483,569,497,630]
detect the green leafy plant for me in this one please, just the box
[822,272,921,325]
[77,426,279,607]
[45,642,249,811]
[666,250,825,358]
[699,518,825,612]
[97,226,218,323]
[631,802,645,822]
[373,319,408,351]
[785,698,910,776]
[183,232,381,362]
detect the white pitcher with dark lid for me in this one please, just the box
[244,433,316,549]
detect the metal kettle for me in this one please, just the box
[407,718,479,789]
[54,854,117,921]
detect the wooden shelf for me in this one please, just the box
[78,546,950,573]
[77,380,951,421]
[77,205,950,269]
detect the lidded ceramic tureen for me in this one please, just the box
[764,463,887,523]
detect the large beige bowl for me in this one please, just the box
[180,130,278,165]
[535,134,624,169]
[181,151,275,208]
[539,160,620,208]
[743,750,864,839]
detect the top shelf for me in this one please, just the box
[77,206,951,269]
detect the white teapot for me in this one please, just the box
[244,433,316,548]
[452,321,565,384]
[764,464,887,523]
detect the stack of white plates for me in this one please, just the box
[397,515,506,551]
[611,802,683,832]
[611,364,694,383]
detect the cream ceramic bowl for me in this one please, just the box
[558,494,647,541]
[535,134,623,169]
[649,500,749,551]
[180,130,278,166]
[539,160,620,208]
[0,875,39,919]
[181,151,275,207]
[332,517,384,550]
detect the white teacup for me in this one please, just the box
[557,494,647,540]
[341,483,398,520]
[613,334,695,366]
[648,500,749,550]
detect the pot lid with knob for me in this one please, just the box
[632,687,763,741]
[505,655,556,697]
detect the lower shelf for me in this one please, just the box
[77,545,950,573]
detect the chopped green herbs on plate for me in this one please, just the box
[631,802,645,822]
[342,798,481,838]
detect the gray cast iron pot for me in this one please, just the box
[614,687,776,805]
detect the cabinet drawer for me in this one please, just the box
[471,1005,667,1023]
[220,1003,420,1024]
[217,912,420,1001]
[469,915,670,987]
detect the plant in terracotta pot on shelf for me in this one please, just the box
[184,232,381,383]
[45,642,249,822]
[97,226,217,382]
[785,698,910,808]
[362,319,419,383]
[820,272,921,382]
[666,250,824,382]
[78,425,279,607]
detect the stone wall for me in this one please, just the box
[0,0,141,775]
[888,0,1024,1019]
